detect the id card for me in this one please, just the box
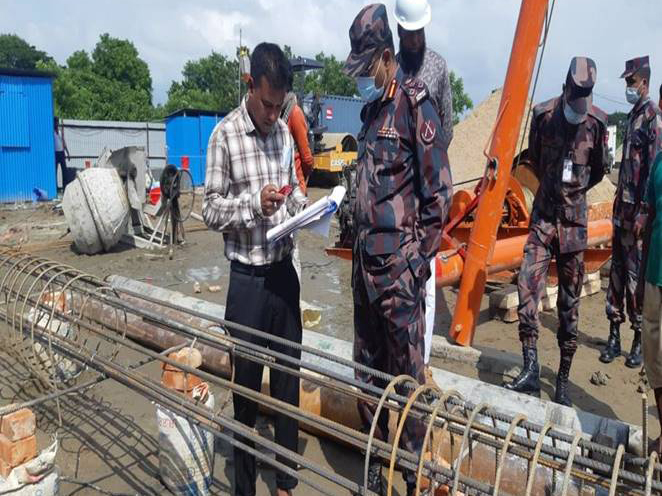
[562,158,573,183]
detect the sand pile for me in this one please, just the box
[587,176,616,204]
[448,88,531,187]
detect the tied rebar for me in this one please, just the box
[0,248,660,495]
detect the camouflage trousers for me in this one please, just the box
[517,220,585,353]
[353,258,426,477]
[606,226,643,330]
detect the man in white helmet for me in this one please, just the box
[395,0,454,378]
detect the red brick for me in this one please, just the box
[0,434,36,467]
[1,408,35,441]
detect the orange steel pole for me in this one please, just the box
[449,0,550,346]
[437,218,612,288]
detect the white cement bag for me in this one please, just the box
[156,392,215,495]
[0,440,59,496]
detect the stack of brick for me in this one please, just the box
[0,407,37,478]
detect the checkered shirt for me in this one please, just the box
[203,99,307,266]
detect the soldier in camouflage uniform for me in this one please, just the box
[504,58,608,407]
[343,4,453,495]
[601,56,662,368]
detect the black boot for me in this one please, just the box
[625,330,643,368]
[367,460,385,495]
[599,323,621,363]
[503,345,540,396]
[554,350,574,407]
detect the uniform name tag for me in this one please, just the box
[562,158,573,183]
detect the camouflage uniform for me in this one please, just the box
[518,94,608,350]
[343,4,453,487]
[506,58,607,406]
[606,57,662,335]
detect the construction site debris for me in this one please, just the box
[590,371,611,386]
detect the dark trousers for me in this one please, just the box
[517,220,584,353]
[55,151,74,190]
[606,226,644,330]
[225,257,301,496]
[353,257,426,484]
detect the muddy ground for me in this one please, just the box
[0,187,655,495]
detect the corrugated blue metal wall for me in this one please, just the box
[0,73,55,202]
[319,95,365,136]
[165,111,224,186]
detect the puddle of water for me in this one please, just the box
[184,266,223,282]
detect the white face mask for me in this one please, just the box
[563,99,586,125]
[625,83,642,105]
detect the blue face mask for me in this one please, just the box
[563,98,586,125]
[356,57,384,102]
[625,85,641,105]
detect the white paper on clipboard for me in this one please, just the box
[267,186,346,243]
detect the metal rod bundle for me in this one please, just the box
[0,248,660,495]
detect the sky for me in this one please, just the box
[2,0,661,115]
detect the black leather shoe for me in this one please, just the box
[599,323,621,364]
[504,345,540,396]
[625,331,642,368]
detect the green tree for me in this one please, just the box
[92,33,152,99]
[66,50,92,71]
[0,34,52,70]
[449,71,473,125]
[37,34,154,121]
[163,52,242,115]
[303,52,357,97]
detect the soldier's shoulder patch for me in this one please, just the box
[533,97,557,119]
[588,104,608,126]
[401,77,428,106]
[420,118,436,144]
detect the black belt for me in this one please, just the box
[231,255,292,277]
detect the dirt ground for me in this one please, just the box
[0,186,655,495]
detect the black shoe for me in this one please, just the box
[599,323,621,363]
[367,461,385,495]
[554,349,574,407]
[503,345,540,396]
[625,331,642,368]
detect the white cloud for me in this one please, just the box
[183,9,251,54]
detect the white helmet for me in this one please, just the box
[394,0,431,31]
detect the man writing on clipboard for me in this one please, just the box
[203,42,306,496]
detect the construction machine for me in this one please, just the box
[290,57,359,181]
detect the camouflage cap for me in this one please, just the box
[620,55,650,79]
[565,56,596,115]
[343,4,393,78]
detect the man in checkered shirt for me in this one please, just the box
[203,42,306,496]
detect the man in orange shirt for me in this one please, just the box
[281,92,314,193]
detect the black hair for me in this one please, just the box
[659,82,662,101]
[250,43,292,91]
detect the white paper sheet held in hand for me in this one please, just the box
[267,186,346,243]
